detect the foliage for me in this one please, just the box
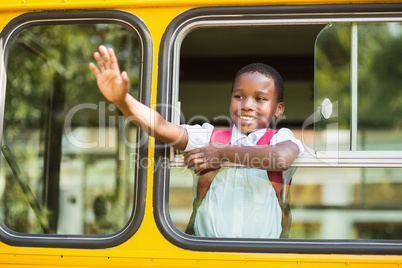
[1,22,140,234]
[315,22,402,147]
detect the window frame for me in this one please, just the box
[0,10,152,249]
[154,3,402,255]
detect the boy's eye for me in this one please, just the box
[256,97,267,102]
[233,95,243,100]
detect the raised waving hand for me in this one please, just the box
[89,45,129,104]
[89,45,189,151]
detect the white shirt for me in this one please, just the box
[182,123,303,154]
[181,123,304,238]
[182,123,304,184]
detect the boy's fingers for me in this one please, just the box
[194,166,201,174]
[194,163,208,174]
[89,62,95,69]
[186,156,205,168]
[88,62,100,77]
[121,71,130,89]
[185,152,203,164]
[186,158,197,168]
[108,48,121,73]
[98,46,111,69]
[183,154,189,163]
[183,150,197,163]
[92,46,122,75]
[184,148,200,157]
[93,52,105,71]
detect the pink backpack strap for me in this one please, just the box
[198,128,232,176]
[256,128,277,145]
[210,128,232,144]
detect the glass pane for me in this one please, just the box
[173,166,402,240]
[291,167,402,240]
[357,23,402,151]
[314,22,402,152]
[314,23,351,152]
[1,23,141,235]
[169,167,194,232]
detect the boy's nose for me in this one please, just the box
[241,98,254,110]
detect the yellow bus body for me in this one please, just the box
[1,0,402,267]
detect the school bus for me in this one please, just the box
[0,0,402,267]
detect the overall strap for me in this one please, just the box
[185,129,232,234]
[257,129,284,205]
[194,128,232,208]
[257,129,292,238]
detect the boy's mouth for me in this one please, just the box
[236,114,260,125]
[237,113,259,120]
[239,115,256,121]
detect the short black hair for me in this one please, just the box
[233,63,284,102]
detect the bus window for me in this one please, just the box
[1,22,140,235]
[164,14,402,246]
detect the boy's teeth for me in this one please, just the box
[240,116,254,120]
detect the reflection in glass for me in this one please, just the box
[171,166,402,240]
[357,23,402,151]
[314,22,402,152]
[314,23,351,152]
[291,167,402,240]
[1,24,141,234]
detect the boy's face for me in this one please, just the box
[230,72,284,133]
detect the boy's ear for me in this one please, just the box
[274,102,285,118]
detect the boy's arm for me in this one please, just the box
[89,46,188,150]
[184,141,299,174]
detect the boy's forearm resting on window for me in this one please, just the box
[184,141,299,173]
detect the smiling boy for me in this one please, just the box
[90,45,303,238]
[184,65,301,173]
[183,63,303,238]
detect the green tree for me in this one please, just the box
[2,23,140,234]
